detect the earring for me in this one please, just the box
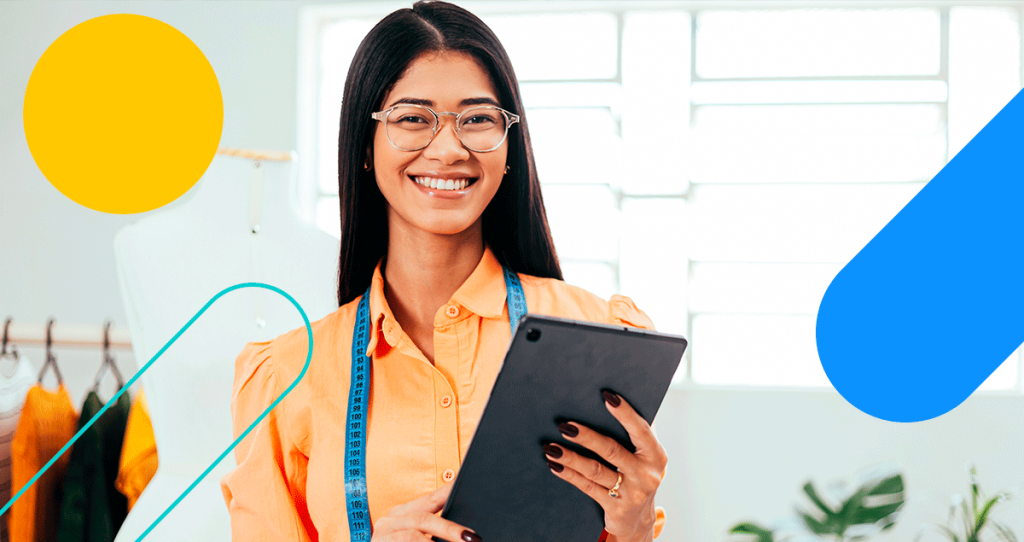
[504,165,510,175]
[364,160,371,171]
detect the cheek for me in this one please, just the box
[371,129,388,168]
[373,137,414,183]
[484,149,509,180]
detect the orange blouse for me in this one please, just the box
[220,247,666,541]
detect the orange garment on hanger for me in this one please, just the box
[115,389,158,510]
[9,384,78,542]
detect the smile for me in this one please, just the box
[410,176,478,192]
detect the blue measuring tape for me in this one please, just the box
[345,266,527,540]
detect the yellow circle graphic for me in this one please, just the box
[24,14,223,214]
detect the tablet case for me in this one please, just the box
[435,314,687,542]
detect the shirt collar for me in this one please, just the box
[365,264,393,357]
[364,245,508,356]
[451,245,507,319]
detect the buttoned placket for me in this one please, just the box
[431,301,467,487]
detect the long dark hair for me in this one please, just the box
[335,0,562,306]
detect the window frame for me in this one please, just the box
[298,0,1024,393]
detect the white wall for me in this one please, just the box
[657,386,1024,541]
[2,2,1022,542]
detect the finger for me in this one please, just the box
[602,391,668,469]
[546,460,613,508]
[600,391,657,451]
[388,510,481,542]
[543,443,619,490]
[557,421,636,473]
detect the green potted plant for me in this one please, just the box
[730,464,905,542]
[913,465,1017,542]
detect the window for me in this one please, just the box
[298,2,1024,389]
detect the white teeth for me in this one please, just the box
[412,176,474,191]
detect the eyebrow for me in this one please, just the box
[386,96,502,108]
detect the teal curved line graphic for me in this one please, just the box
[0,282,313,541]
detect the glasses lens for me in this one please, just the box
[386,106,436,150]
[458,107,509,151]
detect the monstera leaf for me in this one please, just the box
[730,523,775,542]
[729,465,905,542]
[796,467,904,540]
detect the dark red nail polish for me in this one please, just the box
[558,422,579,438]
[542,444,562,458]
[547,460,564,473]
[602,390,621,407]
[461,530,482,542]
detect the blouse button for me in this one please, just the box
[445,305,460,318]
[442,469,456,482]
[440,395,453,408]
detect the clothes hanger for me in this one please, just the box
[92,320,124,395]
[1,317,19,378]
[1,317,16,358]
[37,317,64,386]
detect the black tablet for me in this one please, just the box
[435,314,688,542]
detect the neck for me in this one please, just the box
[383,218,485,335]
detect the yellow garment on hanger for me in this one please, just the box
[9,384,78,542]
[115,389,158,510]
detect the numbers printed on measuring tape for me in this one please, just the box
[345,289,373,541]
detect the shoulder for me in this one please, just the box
[235,298,358,388]
[518,274,655,331]
[231,299,359,455]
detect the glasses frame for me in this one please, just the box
[371,104,521,153]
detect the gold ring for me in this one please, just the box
[608,471,622,498]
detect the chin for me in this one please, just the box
[423,222,478,236]
[413,214,482,237]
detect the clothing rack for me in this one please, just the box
[2,320,132,350]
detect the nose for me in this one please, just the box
[421,116,471,164]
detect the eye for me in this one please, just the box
[395,114,430,125]
[464,115,496,125]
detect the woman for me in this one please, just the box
[220,2,669,541]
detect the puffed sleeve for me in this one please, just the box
[606,296,667,540]
[608,295,656,331]
[220,341,317,541]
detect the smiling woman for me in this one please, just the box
[370,53,511,241]
[219,2,668,542]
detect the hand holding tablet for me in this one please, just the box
[544,390,669,542]
[435,314,687,542]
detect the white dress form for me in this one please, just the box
[112,153,339,542]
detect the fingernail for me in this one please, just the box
[542,444,562,458]
[547,460,564,473]
[461,530,482,542]
[602,390,621,407]
[558,422,579,438]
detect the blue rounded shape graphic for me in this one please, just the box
[817,88,1024,422]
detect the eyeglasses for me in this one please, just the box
[371,104,520,153]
